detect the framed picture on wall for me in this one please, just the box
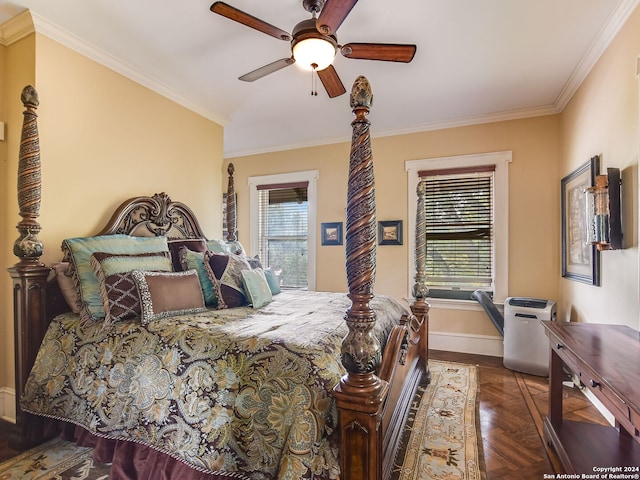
[561,155,600,285]
[378,220,403,246]
[321,222,343,246]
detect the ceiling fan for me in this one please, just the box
[210,0,417,98]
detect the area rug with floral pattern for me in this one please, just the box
[0,360,484,480]
[390,360,486,480]
[0,437,110,479]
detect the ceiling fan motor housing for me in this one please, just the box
[292,18,338,48]
[291,18,338,70]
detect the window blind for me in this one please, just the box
[258,182,309,289]
[419,166,495,296]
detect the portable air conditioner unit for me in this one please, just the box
[503,297,557,376]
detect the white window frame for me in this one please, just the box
[406,151,511,308]
[248,170,319,291]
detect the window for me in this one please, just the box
[249,171,318,290]
[257,184,308,288]
[406,152,511,304]
[420,166,494,299]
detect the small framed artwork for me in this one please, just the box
[378,220,403,246]
[561,155,600,285]
[321,222,343,246]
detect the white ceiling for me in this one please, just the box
[0,0,637,158]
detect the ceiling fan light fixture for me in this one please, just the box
[292,37,336,71]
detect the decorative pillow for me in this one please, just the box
[204,251,251,308]
[167,238,207,271]
[241,268,273,308]
[179,248,219,306]
[61,234,169,322]
[264,269,282,296]
[206,239,246,255]
[90,251,173,325]
[131,269,207,325]
[52,262,81,313]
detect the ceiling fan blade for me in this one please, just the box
[341,43,417,62]
[317,65,346,98]
[239,58,295,82]
[316,0,358,35]
[210,2,292,41]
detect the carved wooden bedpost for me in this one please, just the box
[225,163,237,242]
[333,76,388,480]
[411,180,431,380]
[7,86,50,449]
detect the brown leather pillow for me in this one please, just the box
[131,269,207,324]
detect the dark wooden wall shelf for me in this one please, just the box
[542,321,640,473]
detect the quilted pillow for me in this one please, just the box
[179,248,219,306]
[167,238,207,271]
[131,269,207,324]
[90,251,172,325]
[204,251,251,308]
[62,234,169,322]
[241,268,273,308]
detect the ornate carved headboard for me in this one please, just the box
[96,192,208,239]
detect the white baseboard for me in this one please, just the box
[0,387,16,423]
[430,330,504,357]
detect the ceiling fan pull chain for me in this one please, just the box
[311,63,318,96]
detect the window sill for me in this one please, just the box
[405,296,504,312]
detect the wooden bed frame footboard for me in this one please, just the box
[333,76,430,480]
[8,80,431,480]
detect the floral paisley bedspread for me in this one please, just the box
[21,290,407,479]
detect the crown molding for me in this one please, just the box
[224,104,560,158]
[554,0,640,110]
[30,12,229,126]
[1,10,229,127]
[0,9,34,46]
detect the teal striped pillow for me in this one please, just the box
[62,234,169,322]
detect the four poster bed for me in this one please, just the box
[8,77,431,480]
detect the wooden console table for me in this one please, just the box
[541,321,640,473]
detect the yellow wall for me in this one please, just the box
[0,26,225,392]
[560,5,639,329]
[224,113,562,340]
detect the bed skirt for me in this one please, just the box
[48,419,234,480]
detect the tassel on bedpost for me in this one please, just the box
[333,76,388,480]
[8,85,51,450]
[226,163,237,242]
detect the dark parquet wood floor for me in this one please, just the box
[0,350,609,478]
[430,350,609,479]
